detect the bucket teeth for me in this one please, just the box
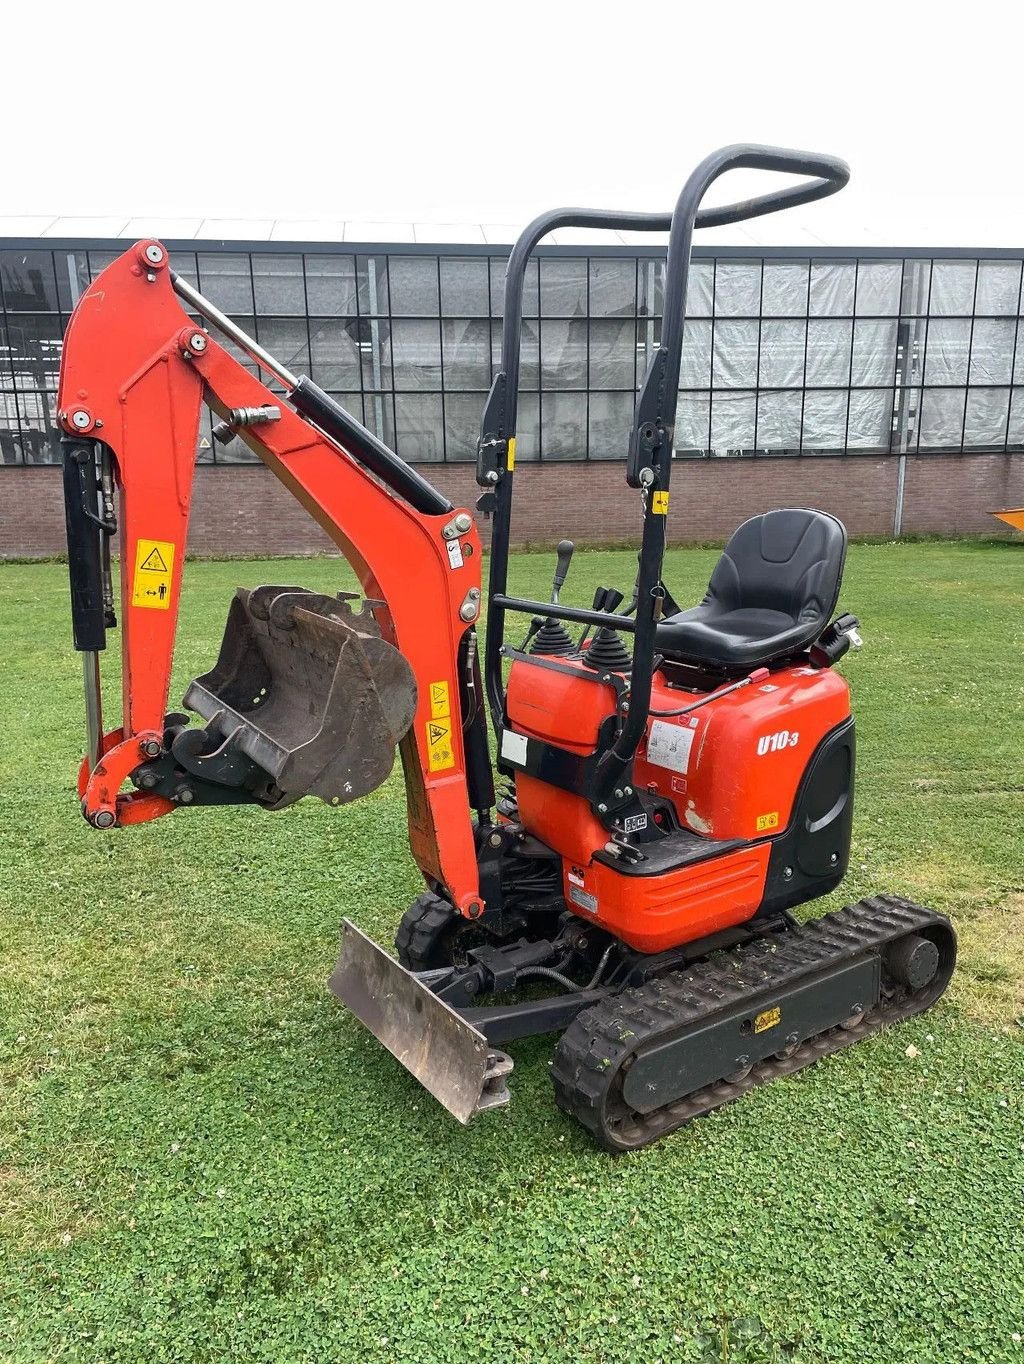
[182,585,416,806]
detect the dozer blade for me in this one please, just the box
[329,919,513,1124]
[182,585,416,805]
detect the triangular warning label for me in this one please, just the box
[428,722,448,744]
[140,547,169,572]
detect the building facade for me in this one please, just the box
[2,239,1023,555]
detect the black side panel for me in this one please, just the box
[759,717,855,916]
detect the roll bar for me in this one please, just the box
[478,144,849,807]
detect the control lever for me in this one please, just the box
[551,539,574,604]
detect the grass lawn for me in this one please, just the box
[1,541,1023,1364]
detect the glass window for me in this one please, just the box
[362,392,396,450]
[975,260,1021,315]
[440,258,489,316]
[17,390,60,463]
[197,254,253,313]
[0,317,12,390]
[851,319,897,386]
[847,390,893,451]
[676,319,711,389]
[900,260,931,316]
[924,319,971,385]
[809,260,855,316]
[855,261,901,315]
[805,319,852,386]
[1007,388,1024,448]
[394,393,443,461]
[357,256,389,315]
[758,320,806,388]
[964,388,1010,448]
[0,391,20,463]
[55,250,90,313]
[254,318,309,385]
[443,392,487,460]
[252,255,305,314]
[87,251,120,281]
[541,391,586,458]
[686,259,714,317]
[391,318,442,390]
[1,250,59,312]
[389,257,439,315]
[756,389,802,451]
[304,256,357,315]
[713,260,761,317]
[710,391,756,451]
[761,260,809,316]
[588,392,634,459]
[1015,321,1024,384]
[590,318,637,389]
[541,259,587,316]
[540,319,587,388]
[929,260,976,315]
[442,318,491,390]
[515,392,540,460]
[801,390,849,452]
[309,317,367,389]
[675,391,711,452]
[969,319,1015,385]
[493,319,539,389]
[639,258,665,318]
[712,320,758,387]
[6,314,63,390]
[918,388,966,448]
[491,257,538,318]
[589,259,636,317]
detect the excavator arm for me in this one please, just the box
[58,240,489,916]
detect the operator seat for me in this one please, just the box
[656,508,847,672]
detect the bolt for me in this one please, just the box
[735,1054,750,1068]
[782,866,793,881]
[597,803,608,814]
[459,603,478,622]
[614,788,623,799]
[467,901,483,919]
[145,243,165,265]
[176,786,195,805]
[71,410,91,429]
[139,738,161,758]
[93,809,116,829]
[468,587,480,600]
[829,852,838,865]
[488,832,502,848]
[624,786,632,796]
[189,332,207,352]
[486,471,499,483]
[138,770,160,791]
[454,512,472,533]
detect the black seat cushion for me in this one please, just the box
[656,508,847,670]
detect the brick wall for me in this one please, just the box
[3,454,1021,559]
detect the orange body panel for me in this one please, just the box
[505,654,851,951]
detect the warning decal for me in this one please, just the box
[131,538,175,610]
[426,717,455,772]
[646,719,695,775]
[429,681,451,719]
[753,1006,781,1034]
[756,811,780,832]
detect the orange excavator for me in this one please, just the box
[59,145,955,1150]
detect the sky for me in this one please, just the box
[5,0,1023,247]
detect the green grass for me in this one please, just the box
[1,542,1023,1364]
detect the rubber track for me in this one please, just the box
[551,895,956,1152]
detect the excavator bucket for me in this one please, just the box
[183,585,416,805]
[329,919,513,1123]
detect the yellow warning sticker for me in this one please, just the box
[429,681,451,719]
[506,436,516,471]
[753,1006,781,1034]
[651,490,670,515]
[426,717,455,772]
[131,538,175,610]
[756,811,780,832]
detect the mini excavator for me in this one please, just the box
[59,145,955,1150]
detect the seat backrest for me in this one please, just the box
[704,508,847,626]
